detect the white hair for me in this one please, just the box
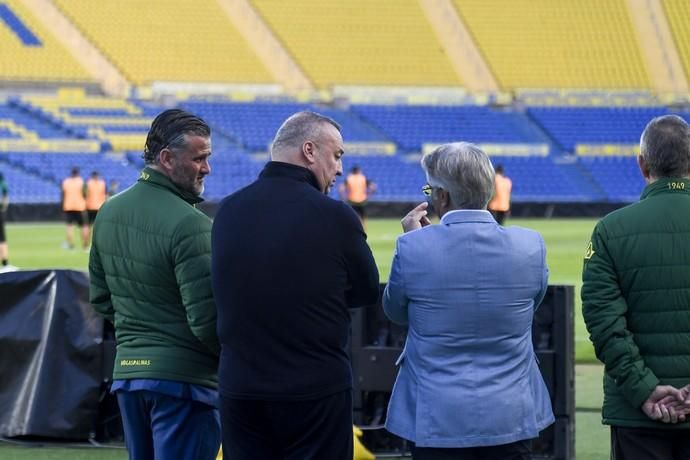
[421,142,495,209]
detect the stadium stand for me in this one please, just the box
[663,0,690,82]
[181,100,393,152]
[334,155,425,202]
[182,100,312,151]
[3,92,674,204]
[5,152,139,191]
[53,0,274,86]
[454,0,650,90]
[493,156,600,202]
[332,155,601,203]
[15,90,157,151]
[0,101,72,139]
[250,0,461,88]
[0,157,57,203]
[351,105,550,153]
[579,156,646,203]
[0,0,687,208]
[0,0,92,84]
[527,106,669,152]
[528,107,690,154]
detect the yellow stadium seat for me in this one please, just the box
[662,0,690,81]
[53,0,274,86]
[454,0,650,90]
[251,0,461,88]
[0,0,91,83]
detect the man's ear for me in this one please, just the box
[302,141,316,164]
[158,148,175,172]
[638,154,651,182]
[439,188,451,209]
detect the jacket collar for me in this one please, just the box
[137,167,204,205]
[440,209,495,225]
[640,177,690,201]
[259,161,321,192]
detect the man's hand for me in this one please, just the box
[642,385,686,423]
[401,202,431,233]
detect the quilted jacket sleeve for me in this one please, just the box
[89,241,114,322]
[581,221,658,408]
[172,212,220,356]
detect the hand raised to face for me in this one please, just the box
[401,202,432,233]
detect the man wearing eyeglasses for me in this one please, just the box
[383,142,553,459]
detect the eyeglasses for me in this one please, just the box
[421,184,433,196]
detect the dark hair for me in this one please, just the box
[641,115,690,178]
[494,164,504,174]
[143,109,210,165]
[71,166,80,176]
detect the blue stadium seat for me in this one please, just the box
[351,105,546,152]
[526,107,689,152]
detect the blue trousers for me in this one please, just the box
[116,390,220,460]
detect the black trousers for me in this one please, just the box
[412,441,532,460]
[221,389,353,460]
[410,439,532,460]
[611,426,690,460]
[0,211,5,243]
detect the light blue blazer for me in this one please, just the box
[383,210,554,448]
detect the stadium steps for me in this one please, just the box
[417,0,498,92]
[215,0,313,92]
[555,156,607,202]
[19,0,130,96]
[494,106,564,156]
[346,108,396,148]
[628,0,688,94]
[251,0,461,88]
[54,0,274,87]
[0,0,92,84]
[663,0,690,89]
[524,109,569,153]
[5,98,84,139]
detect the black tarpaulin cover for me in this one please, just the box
[0,270,103,440]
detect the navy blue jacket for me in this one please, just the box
[212,161,380,400]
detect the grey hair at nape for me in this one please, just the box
[640,114,690,179]
[421,142,495,210]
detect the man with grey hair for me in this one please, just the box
[212,111,379,459]
[383,142,553,458]
[583,114,690,459]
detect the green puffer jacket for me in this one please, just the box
[582,177,690,428]
[89,167,219,389]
